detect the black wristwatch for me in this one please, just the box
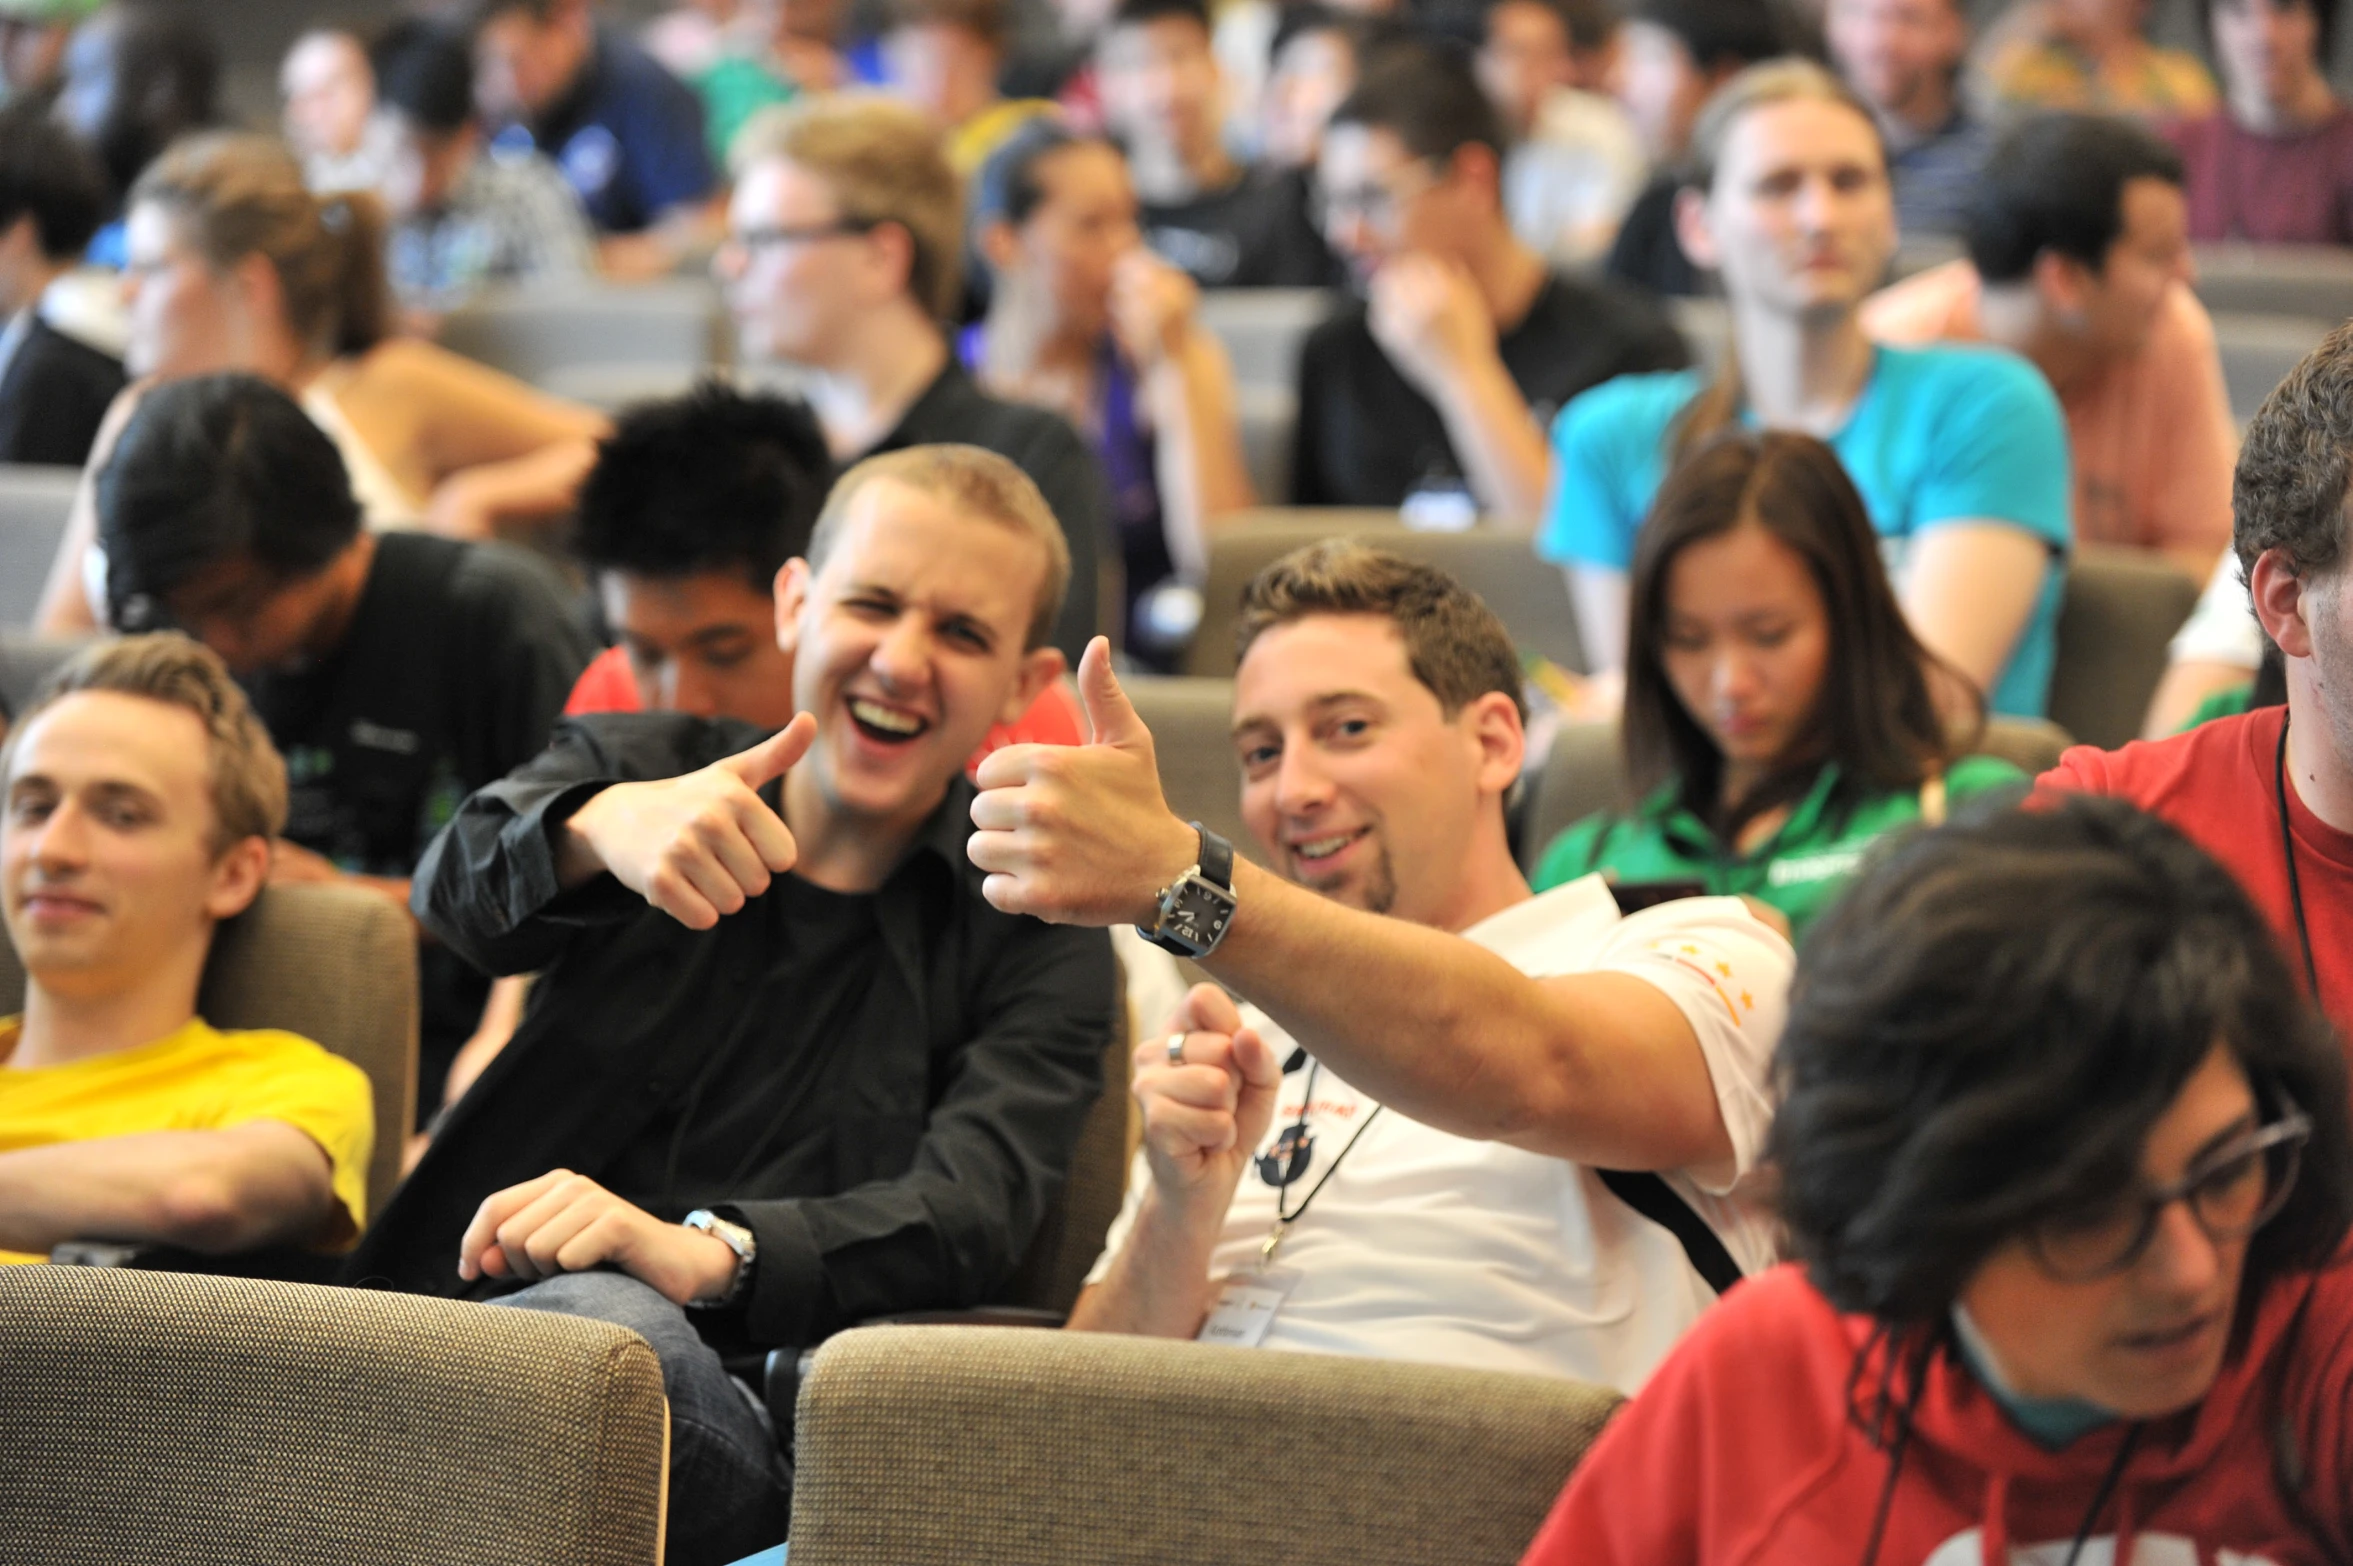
[1136,822,1239,958]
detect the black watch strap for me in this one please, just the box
[1192,822,1233,889]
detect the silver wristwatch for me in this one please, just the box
[682,1208,757,1310]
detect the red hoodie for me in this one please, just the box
[1522,1262,2353,1566]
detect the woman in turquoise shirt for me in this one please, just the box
[1536,430,2024,938]
[1539,58,2073,718]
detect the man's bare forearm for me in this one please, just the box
[1430,357,1551,525]
[1065,1186,1229,1337]
[0,1125,335,1255]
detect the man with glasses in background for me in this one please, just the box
[717,94,1106,666]
[1289,43,1686,524]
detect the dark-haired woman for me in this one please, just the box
[964,119,1255,666]
[1523,793,2353,1565]
[1536,431,2022,939]
[1539,59,2073,718]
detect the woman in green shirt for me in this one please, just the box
[1534,430,2025,937]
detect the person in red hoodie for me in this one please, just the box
[2039,319,2353,1042]
[1522,794,2353,1566]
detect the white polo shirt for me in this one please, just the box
[1085,875,1790,1395]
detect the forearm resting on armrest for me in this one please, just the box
[0,1122,337,1255]
[1065,1187,1230,1339]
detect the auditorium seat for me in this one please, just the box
[433,278,729,394]
[0,464,83,628]
[2191,244,2353,323]
[785,1323,1620,1566]
[1128,674,1256,866]
[0,632,91,718]
[2048,545,2201,752]
[1667,295,1730,372]
[0,1265,667,1566]
[0,882,418,1224]
[1235,382,1297,502]
[1187,512,1585,678]
[2212,311,2332,421]
[1195,287,1341,390]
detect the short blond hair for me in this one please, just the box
[810,444,1071,650]
[0,634,288,853]
[731,95,964,321]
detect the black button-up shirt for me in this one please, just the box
[345,713,1115,1351]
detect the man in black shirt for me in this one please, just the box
[91,374,593,1122]
[1294,45,1688,521]
[719,94,1107,663]
[1098,0,1340,288]
[0,100,122,467]
[352,445,1114,1566]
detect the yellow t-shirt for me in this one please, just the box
[0,1016,374,1263]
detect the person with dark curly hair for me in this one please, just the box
[1522,793,2353,1565]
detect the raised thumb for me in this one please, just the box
[718,711,816,789]
[1078,637,1148,749]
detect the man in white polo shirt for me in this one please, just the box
[968,540,1792,1391]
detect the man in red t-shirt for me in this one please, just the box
[2039,320,2353,1040]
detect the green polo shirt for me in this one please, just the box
[1532,756,2025,940]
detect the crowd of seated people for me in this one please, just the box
[13,0,2353,1562]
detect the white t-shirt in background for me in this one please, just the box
[1084,875,1790,1394]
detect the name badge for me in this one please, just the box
[1196,1267,1302,1348]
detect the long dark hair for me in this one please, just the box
[1622,429,1972,838]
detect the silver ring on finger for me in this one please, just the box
[1165,1032,1186,1067]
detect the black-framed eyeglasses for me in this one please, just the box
[2026,1109,2313,1283]
[1307,159,1443,236]
[731,217,882,254]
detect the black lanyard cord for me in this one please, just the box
[1265,1059,1385,1237]
[2276,714,2323,997]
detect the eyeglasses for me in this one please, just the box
[2025,1110,2312,1283]
[730,217,881,254]
[1308,161,1442,235]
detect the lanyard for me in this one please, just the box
[2275,714,2323,997]
[1258,1058,1383,1266]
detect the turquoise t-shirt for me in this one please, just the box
[1538,343,2074,717]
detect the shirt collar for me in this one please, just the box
[1642,761,1846,853]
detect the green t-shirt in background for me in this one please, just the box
[1533,755,2026,940]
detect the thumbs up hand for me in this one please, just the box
[968,638,1202,927]
[556,713,816,930]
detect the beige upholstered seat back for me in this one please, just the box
[997,965,1132,1315]
[2048,546,2201,752]
[0,1265,667,1566]
[788,1324,1620,1565]
[0,882,419,1222]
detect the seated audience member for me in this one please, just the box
[93,374,594,1120]
[374,21,597,325]
[52,0,217,270]
[1825,0,1986,237]
[968,121,1254,667]
[1098,0,1338,288]
[685,0,850,165]
[0,634,372,1264]
[1865,112,2230,578]
[1479,0,1649,267]
[349,447,1115,1566]
[1522,796,2353,1565]
[280,29,396,195]
[975,543,1791,1380]
[719,96,1107,665]
[0,0,85,104]
[882,0,1054,175]
[1978,0,2218,118]
[0,99,121,466]
[1536,432,2022,939]
[2143,549,2268,737]
[34,132,610,632]
[1297,44,1688,523]
[2166,0,2353,244]
[469,0,721,279]
[2044,320,2353,1040]
[1260,6,1397,173]
[1546,61,2072,719]
[1603,0,1782,300]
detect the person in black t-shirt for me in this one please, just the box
[1097,0,1341,288]
[1295,44,1688,521]
[91,373,594,1123]
[719,95,1108,663]
[0,102,123,467]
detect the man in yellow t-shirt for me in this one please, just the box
[0,635,372,1263]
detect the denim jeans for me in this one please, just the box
[495,1271,792,1566]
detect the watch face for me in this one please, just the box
[1168,879,1236,951]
